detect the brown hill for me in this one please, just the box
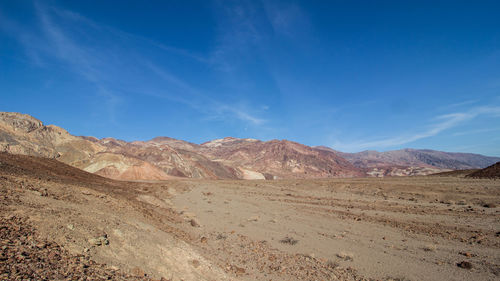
[0,113,363,180]
[0,112,243,180]
[201,138,362,179]
[0,112,173,181]
[98,139,240,179]
[466,162,500,179]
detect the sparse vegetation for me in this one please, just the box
[326,260,339,269]
[280,236,298,245]
[216,233,227,240]
[336,252,354,261]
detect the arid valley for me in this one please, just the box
[3,1,500,280]
[1,151,499,281]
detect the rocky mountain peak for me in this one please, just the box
[0,112,43,133]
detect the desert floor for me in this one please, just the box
[1,154,499,280]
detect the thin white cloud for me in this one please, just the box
[145,61,266,126]
[332,106,500,151]
[438,99,479,110]
[34,2,122,122]
[215,104,266,125]
[452,127,500,136]
[4,2,266,127]
[263,1,308,37]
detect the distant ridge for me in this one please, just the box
[1,111,499,180]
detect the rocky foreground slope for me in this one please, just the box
[1,112,498,180]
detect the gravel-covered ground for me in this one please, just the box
[1,152,499,281]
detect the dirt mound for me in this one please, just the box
[466,162,500,179]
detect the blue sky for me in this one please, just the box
[1,1,500,156]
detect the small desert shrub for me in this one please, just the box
[336,252,353,261]
[216,233,227,240]
[280,236,298,245]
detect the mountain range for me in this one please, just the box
[1,112,498,180]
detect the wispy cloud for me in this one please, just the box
[332,106,500,151]
[208,1,264,72]
[214,104,266,125]
[452,127,500,136]
[3,2,266,127]
[263,1,309,37]
[33,2,122,122]
[438,99,479,110]
[143,60,266,125]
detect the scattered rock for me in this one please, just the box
[67,224,75,230]
[131,266,146,277]
[457,261,473,269]
[247,215,259,222]
[422,244,437,252]
[459,251,474,257]
[190,259,200,268]
[0,216,146,280]
[190,218,200,227]
[200,236,207,243]
[233,265,245,275]
[88,235,109,246]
